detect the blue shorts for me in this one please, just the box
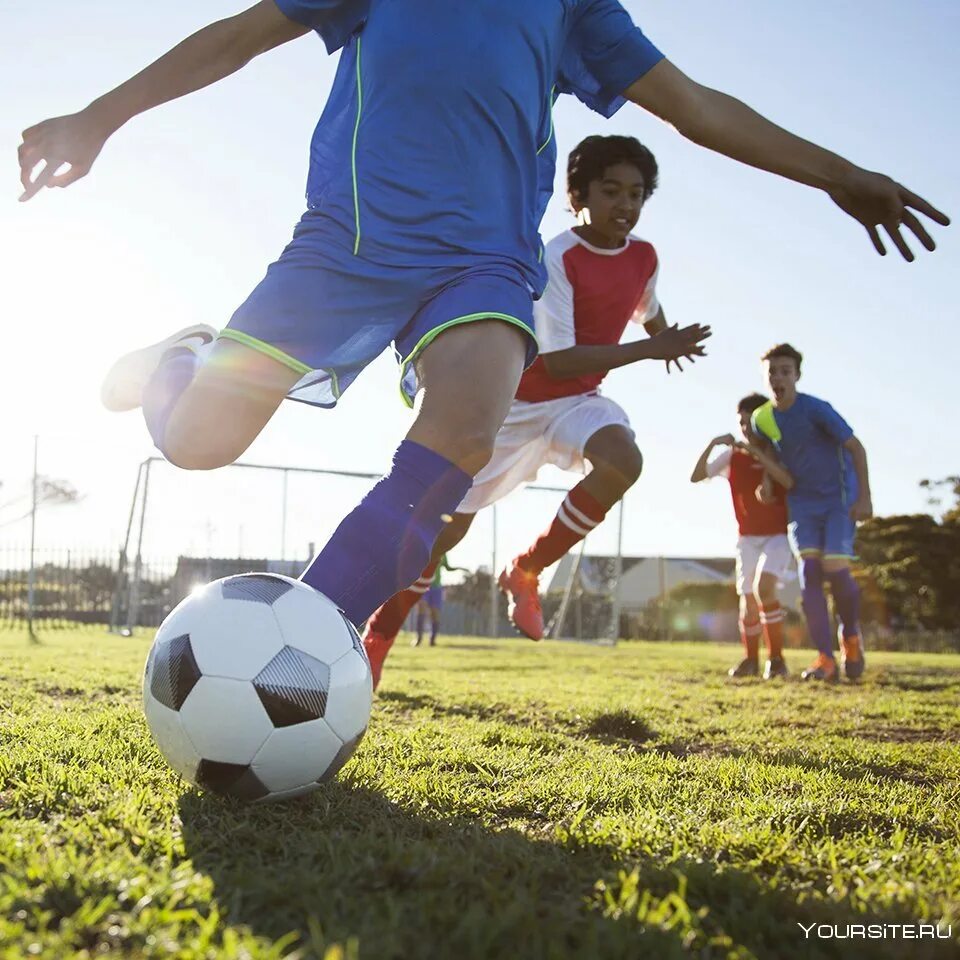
[221,212,538,408]
[424,585,444,609]
[788,498,856,561]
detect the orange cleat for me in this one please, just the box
[498,561,544,641]
[362,630,396,691]
[840,633,866,680]
[800,653,838,683]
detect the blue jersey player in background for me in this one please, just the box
[752,343,871,682]
[18,1,948,633]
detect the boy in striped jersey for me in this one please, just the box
[362,136,711,686]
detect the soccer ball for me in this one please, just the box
[142,573,372,803]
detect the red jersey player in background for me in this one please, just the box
[691,393,795,679]
[362,135,711,688]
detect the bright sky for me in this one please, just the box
[1,0,958,576]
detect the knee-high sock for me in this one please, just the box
[416,607,426,644]
[516,480,608,575]
[827,569,861,639]
[759,600,785,658]
[300,441,471,626]
[366,563,438,639]
[800,556,833,656]
[739,616,762,660]
[142,348,201,456]
[430,618,439,644]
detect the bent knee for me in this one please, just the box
[593,443,643,492]
[161,431,243,472]
[425,425,499,477]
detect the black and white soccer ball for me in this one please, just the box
[142,573,372,803]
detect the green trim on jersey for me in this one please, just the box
[397,312,538,408]
[536,86,556,156]
[218,329,313,375]
[752,401,782,444]
[351,36,364,255]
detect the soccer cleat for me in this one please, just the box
[800,653,838,682]
[362,629,396,691]
[728,657,759,678]
[840,633,866,680]
[100,323,218,412]
[763,656,789,680]
[498,561,544,641]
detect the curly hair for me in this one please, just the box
[567,135,659,203]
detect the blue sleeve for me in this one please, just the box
[810,398,854,444]
[569,0,665,105]
[272,0,368,54]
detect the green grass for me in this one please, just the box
[1,628,959,960]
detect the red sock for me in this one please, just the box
[760,601,784,659]
[739,618,762,660]
[516,481,608,575]
[365,562,438,638]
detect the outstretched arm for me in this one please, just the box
[541,320,711,380]
[19,1,308,200]
[624,60,950,261]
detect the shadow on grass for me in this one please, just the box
[761,747,940,788]
[179,783,953,960]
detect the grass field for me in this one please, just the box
[1,628,959,960]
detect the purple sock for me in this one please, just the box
[142,348,200,456]
[300,440,472,626]
[800,557,833,657]
[827,568,861,639]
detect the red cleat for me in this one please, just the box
[498,562,544,641]
[362,629,396,691]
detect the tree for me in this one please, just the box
[855,514,960,629]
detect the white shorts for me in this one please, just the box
[736,533,792,595]
[458,393,632,514]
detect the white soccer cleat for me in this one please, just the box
[100,323,218,412]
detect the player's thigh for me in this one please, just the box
[408,319,529,472]
[755,534,792,597]
[164,338,302,469]
[787,505,829,565]
[822,505,856,572]
[736,536,762,598]
[550,396,634,470]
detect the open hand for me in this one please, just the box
[647,323,711,373]
[18,109,111,201]
[828,168,950,261]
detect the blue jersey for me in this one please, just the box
[273,0,663,294]
[752,394,858,505]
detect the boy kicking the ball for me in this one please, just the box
[19,1,947,638]
[751,344,871,682]
[691,393,794,680]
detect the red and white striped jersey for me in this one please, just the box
[515,229,660,403]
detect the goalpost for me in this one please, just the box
[110,456,626,641]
